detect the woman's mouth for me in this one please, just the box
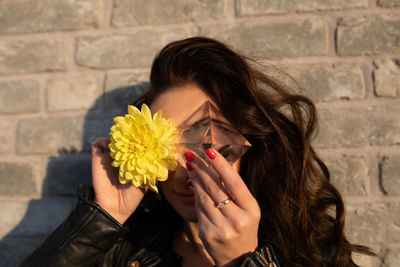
[174,191,195,204]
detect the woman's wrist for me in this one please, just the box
[93,196,130,225]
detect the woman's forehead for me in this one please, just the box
[149,84,230,127]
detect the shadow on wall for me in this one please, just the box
[0,81,149,267]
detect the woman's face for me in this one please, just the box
[150,84,240,222]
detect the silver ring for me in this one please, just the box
[215,199,230,209]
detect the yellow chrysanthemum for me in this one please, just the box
[109,104,178,193]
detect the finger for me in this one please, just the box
[187,159,241,220]
[204,148,256,210]
[187,153,229,199]
[188,163,223,226]
[92,138,112,166]
[91,137,118,184]
[91,137,110,153]
[196,204,219,245]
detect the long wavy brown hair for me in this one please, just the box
[134,37,374,266]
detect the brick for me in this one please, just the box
[0,120,11,154]
[337,15,400,55]
[46,74,101,111]
[325,155,369,196]
[201,18,328,58]
[285,63,365,101]
[112,0,225,27]
[75,29,189,69]
[236,0,369,16]
[17,111,124,154]
[0,0,99,34]
[46,154,92,195]
[315,106,400,148]
[105,71,149,109]
[380,156,400,195]
[383,248,400,267]
[373,59,400,98]
[17,116,85,154]
[378,0,400,7]
[0,236,46,267]
[345,202,400,243]
[0,162,36,195]
[0,39,66,75]
[83,111,123,148]
[0,80,39,114]
[0,198,74,239]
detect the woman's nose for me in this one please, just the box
[174,161,192,184]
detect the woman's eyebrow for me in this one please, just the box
[189,117,235,131]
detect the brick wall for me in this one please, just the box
[0,0,399,266]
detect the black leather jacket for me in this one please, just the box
[20,185,280,267]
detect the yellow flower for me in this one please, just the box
[109,104,178,193]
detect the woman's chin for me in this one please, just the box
[177,207,198,222]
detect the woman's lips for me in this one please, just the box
[174,191,195,204]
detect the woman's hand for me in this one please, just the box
[185,149,261,267]
[91,137,146,224]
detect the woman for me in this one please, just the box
[20,37,373,267]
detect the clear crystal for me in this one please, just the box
[175,101,251,167]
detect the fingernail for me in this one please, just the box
[184,151,195,162]
[186,162,193,171]
[106,140,111,145]
[206,148,217,160]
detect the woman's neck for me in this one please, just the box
[173,220,215,266]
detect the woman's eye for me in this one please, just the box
[192,122,208,131]
[220,150,231,158]
[220,126,235,134]
[218,146,235,160]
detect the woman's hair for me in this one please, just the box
[134,37,374,266]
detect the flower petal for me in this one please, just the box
[109,103,178,194]
[141,104,153,123]
[128,105,140,117]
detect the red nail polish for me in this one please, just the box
[206,148,217,160]
[186,162,193,171]
[184,151,195,161]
